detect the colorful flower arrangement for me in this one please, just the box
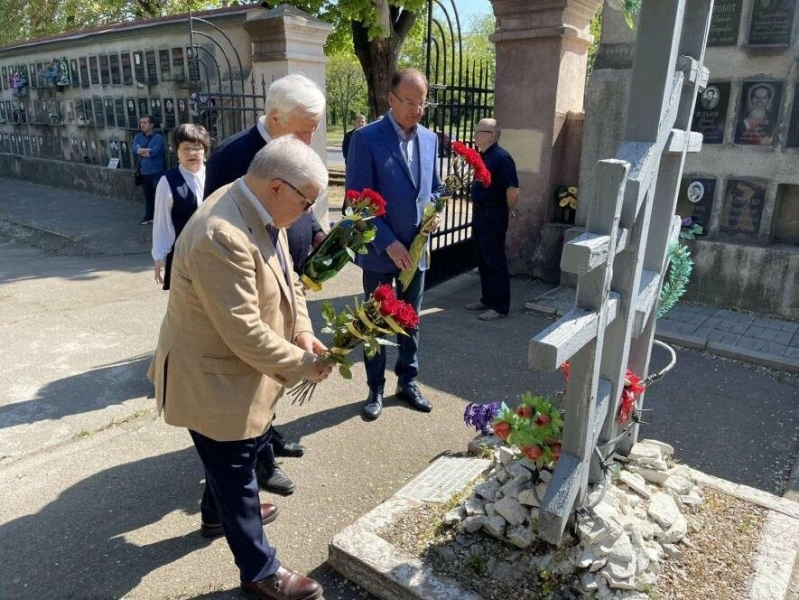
[9,67,28,97]
[300,188,386,291]
[40,58,70,87]
[560,362,646,425]
[555,185,578,210]
[679,216,704,240]
[288,284,419,404]
[464,393,564,470]
[398,141,491,291]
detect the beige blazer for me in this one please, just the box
[147,180,316,441]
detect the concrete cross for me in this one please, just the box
[528,0,713,545]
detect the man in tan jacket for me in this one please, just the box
[148,136,331,600]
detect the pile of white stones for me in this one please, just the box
[450,438,703,599]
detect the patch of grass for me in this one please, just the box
[71,407,155,440]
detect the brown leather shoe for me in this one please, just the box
[241,566,322,600]
[200,503,279,539]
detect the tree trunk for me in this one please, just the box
[351,6,417,121]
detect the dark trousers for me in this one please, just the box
[141,172,163,220]
[189,429,280,583]
[473,204,510,315]
[362,268,424,390]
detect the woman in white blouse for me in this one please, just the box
[152,124,210,289]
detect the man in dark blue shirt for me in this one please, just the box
[465,118,519,321]
[132,115,166,225]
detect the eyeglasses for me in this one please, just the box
[391,92,431,110]
[475,130,495,135]
[178,144,205,154]
[277,178,316,209]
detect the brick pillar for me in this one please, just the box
[243,5,333,219]
[490,0,602,280]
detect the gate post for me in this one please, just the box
[489,0,603,281]
[243,5,333,214]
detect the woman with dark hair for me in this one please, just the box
[152,123,211,289]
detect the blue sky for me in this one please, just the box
[439,0,492,30]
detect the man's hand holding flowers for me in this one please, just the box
[397,142,489,291]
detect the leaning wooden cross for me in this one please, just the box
[529,0,713,546]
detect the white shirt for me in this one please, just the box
[257,116,273,145]
[151,165,206,261]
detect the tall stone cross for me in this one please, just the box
[528,0,713,546]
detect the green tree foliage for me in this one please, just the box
[326,52,367,132]
[0,0,219,47]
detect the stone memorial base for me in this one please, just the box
[329,448,799,600]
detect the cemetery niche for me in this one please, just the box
[720,178,766,238]
[691,82,730,144]
[734,81,783,146]
[748,0,797,46]
[676,177,715,235]
[707,0,743,45]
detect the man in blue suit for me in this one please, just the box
[345,68,443,421]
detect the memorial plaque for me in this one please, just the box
[104,96,115,127]
[1,67,6,91]
[677,177,716,229]
[720,179,766,237]
[61,136,69,160]
[171,47,185,81]
[120,140,131,169]
[70,137,79,161]
[749,0,796,46]
[126,97,138,129]
[164,97,176,128]
[0,102,5,123]
[187,46,199,82]
[178,97,189,124]
[79,57,89,87]
[83,97,94,126]
[70,59,80,88]
[159,49,172,80]
[89,56,100,85]
[1,134,7,153]
[10,134,17,154]
[93,96,105,127]
[786,84,799,148]
[80,138,88,162]
[23,134,30,155]
[138,97,149,121]
[133,51,145,85]
[150,96,162,126]
[145,50,158,85]
[121,51,133,85]
[110,53,121,85]
[115,97,126,128]
[30,135,38,156]
[29,63,37,88]
[100,54,110,85]
[90,139,98,164]
[109,137,121,158]
[99,139,108,164]
[735,81,783,145]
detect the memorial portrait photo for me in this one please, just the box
[687,181,706,203]
[734,81,783,145]
[701,86,721,110]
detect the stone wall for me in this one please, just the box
[573,0,799,319]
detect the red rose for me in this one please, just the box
[394,302,420,329]
[560,362,570,382]
[617,389,635,424]
[378,297,402,317]
[492,421,511,441]
[345,190,362,200]
[535,414,551,427]
[551,443,562,460]
[373,284,395,303]
[516,406,533,419]
[522,445,543,460]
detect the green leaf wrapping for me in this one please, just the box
[301,217,376,291]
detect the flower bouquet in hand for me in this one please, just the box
[288,284,419,404]
[300,189,386,291]
[398,141,492,291]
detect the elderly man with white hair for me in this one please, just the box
[149,136,331,600]
[204,73,326,497]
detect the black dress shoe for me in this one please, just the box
[255,462,296,496]
[200,502,279,539]
[273,441,305,458]
[362,387,384,420]
[241,565,323,600]
[396,382,432,413]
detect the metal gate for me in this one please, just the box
[186,15,267,152]
[423,0,495,289]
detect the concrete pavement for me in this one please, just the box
[1,177,798,599]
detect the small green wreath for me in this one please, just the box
[657,243,693,318]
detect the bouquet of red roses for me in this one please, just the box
[288,284,419,404]
[398,141,491,291]
[300,189,386,291]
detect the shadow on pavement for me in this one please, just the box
[0,354,152,430]
[0,447,204,600]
